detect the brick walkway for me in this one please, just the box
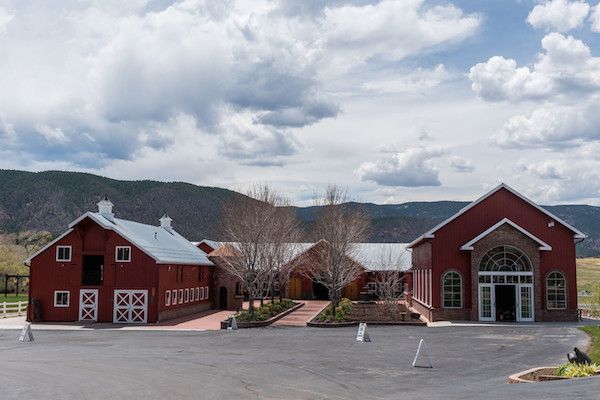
[273,300,330,327]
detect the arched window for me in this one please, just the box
[235,282,242,296]
[546,271,566,310]
[479,246,532,272]
[442,271,462,308]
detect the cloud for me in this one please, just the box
[523,159,600,202]
[0,8,14,33]
[468,32,600,102]
[527,0,590,32]
[518,160,565,179]
[449,156,474,173]
[361,64,452,94]
[591,3,600,32]
[494,101,600,148]
[356,146,445,187]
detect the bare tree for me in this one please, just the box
[373,246,409,319]
[302,184,371,315]
[220,184,302,314]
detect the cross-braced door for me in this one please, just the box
[79,289,99,321]
[113,290,148,323]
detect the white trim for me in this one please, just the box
[78,289,99,321]
[171,289,177,305]
[546,271,567,310]
[53,290,70,307]
[113,290,148,323]
[204,286,209,300]
[442,271,463,309]
[184,288,189,303]
[178,289,184,304]
[56,245,72,262]
[115,246,132,262]
[408,183,586,248]
[460,218,552,251]
[25,229,74,265]
[478,284,495,322]
[195,287,200,301]
[165,290,171,306]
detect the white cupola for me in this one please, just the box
[97,196,115,222]
[160,214,173,232]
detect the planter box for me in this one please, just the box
[307,319,426,328]
[220,302,304,329]
[508,367,587,383]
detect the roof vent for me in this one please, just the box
[97,196,115,222]
[160,214,173,232]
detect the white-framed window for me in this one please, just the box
[547,271,567,310]
[56,246,72,262]
[179,289,184,304]
[442,271,462,309]
[165,290,171,306]
[204,286,209,300]
[171,289,178,305]
[195,287,200,301]
[54,290,70,307]
[200,286,205,300]
[115,246,131,262]
[184,288,189,303]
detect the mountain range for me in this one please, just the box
[1,169,599,256]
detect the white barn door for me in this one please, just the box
[79,289,99,322]
[113,290,148,323]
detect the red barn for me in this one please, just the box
[26,198,214,323]
[407,183,586,322]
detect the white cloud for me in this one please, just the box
[518,160,565,179]
[361,64,452,94]
[449,156,474,173]
[356,146,445,187]
[591,3,600,31]
[523,159,600,202]
[527,0,590,32]
[0,8,14,33]
[468,32,600,102]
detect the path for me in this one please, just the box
[273,300,329,327]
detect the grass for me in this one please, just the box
[0,293,28,303]
[315,298,353,323]
[580,326,600,364]
[577,258,600,304]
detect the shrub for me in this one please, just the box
[556,362,600,378]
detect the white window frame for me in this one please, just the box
[54,290,70,307]
[56,246,72,262]
[200,287,205,300]
[179,289,184,304]
[195,287,200,301]
[204,286,209,300]
[546,271,567,310]
[165,290,171,306]
[115,246,132,262]
[171,289,178,305]
[184,288,189,303]
[442,271,463,309]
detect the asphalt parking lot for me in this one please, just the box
[0,323,599,400]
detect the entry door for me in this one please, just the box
[478,284,495,321]
[79,289,99,322]
[517,284,534,322]
[113,290,148,323]
[289,277,302,299]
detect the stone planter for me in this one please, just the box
[508,366,600,383]
[220,302,304,329]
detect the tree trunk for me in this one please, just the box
[248,296,255,315]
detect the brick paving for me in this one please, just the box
[273,300,329,327]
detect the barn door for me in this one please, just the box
[113,290,148,323]
[79,289,99,322]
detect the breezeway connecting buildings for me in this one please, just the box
[25,183,585,324]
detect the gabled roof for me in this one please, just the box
[460,218,552,251]
[408,183,586,248]
[26,212,214,266]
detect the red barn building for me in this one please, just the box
[26,198,214,323]
[407,183,586,322]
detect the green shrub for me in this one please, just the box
[555,362,600,378]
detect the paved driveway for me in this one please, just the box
[0,323,598,399]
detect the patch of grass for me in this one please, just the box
[580,326,600,364]
[0,293,28,303]
[236,299,295,322]
[315,298,353,323]
[577,258,600,298]
[555,362,600,378]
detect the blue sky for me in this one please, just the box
[0,0,599,205]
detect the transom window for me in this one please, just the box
[479,246,531,273]
[115,246,131,262]
[54,291,70,307]
[547,271,567,310]
[442,271,462,308]
[56,246,72,262]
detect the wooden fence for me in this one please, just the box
[1,301,28,318]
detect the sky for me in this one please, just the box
[1,0,600,206]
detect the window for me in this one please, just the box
[479,246,531,272]
[442,271,462,308]
[54,291,70,307]
[115,246,131,262]
[200,287,205,300]
[179,289,184,304]
[195,287,200,301]
[547,271,567,310]
[165,290,171,306]
[171,289,178,305]
[205,286,209,300]
[184,288,189,303]
[56,246,72,262]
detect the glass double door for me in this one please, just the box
[478,284,534,322]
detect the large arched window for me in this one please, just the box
[546,271,566,310]
[479,246,532,272]
[442,271,462,308]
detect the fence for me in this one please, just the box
[1,301,28,318]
